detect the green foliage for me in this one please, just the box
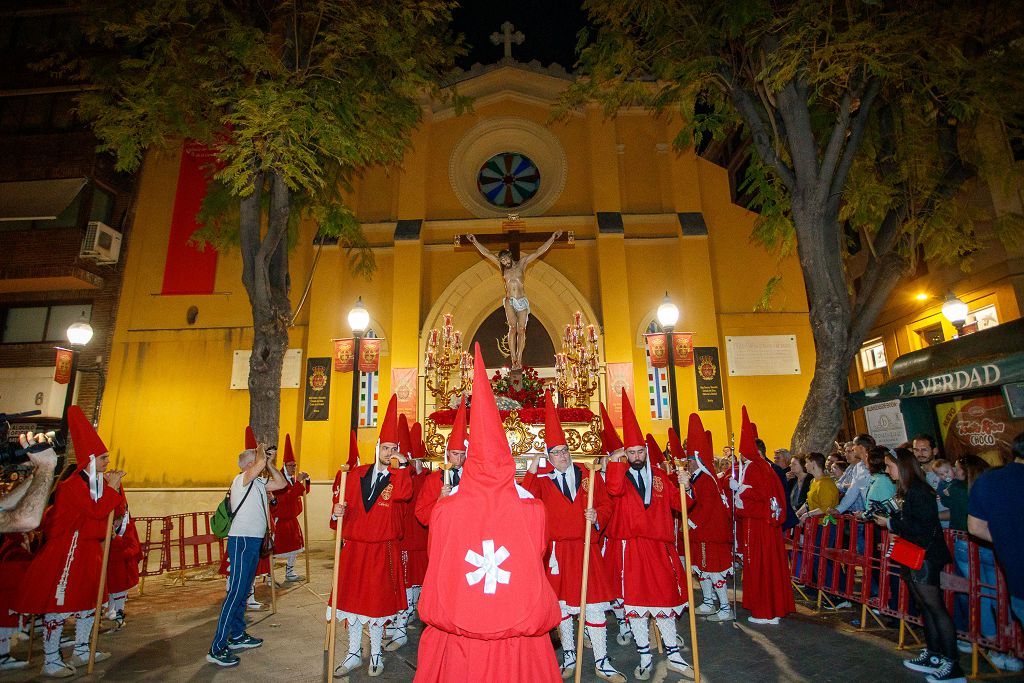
[75,0,464,276]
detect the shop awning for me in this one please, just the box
[848,318,1024,409]
[0,178,87,221]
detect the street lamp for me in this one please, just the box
[656,292,681,435]
[941,293,969,336]
[60,318,93,432]
[348,298,370,436]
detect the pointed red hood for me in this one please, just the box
[244,425,257,451]
[667,427,684,464]
[461,343,516,496]
[739,406,759,461]
[410,422,423,460]
[543,391,566,451]
[447,394,468,452]
[347,430,361,469]
[686,413,715,473]
[378,395,400,445]
[282,434,296,465]
[69,405,107,471]
[620,389,644,448]
[645,433,665,467]
[398,413,413,458]
[599,402,624,454]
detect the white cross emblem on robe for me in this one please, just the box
[464,539,511,594]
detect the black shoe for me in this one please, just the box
[206,648,240,667]
[925,658,966,683]
[904,650,943,673]
[227,633,264,650]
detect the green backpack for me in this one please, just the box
[211,481,254,538]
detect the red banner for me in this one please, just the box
[161,141,218,295]
[672,332,694,367]
[605,362,635,429]
[333,338,354,373]
[644,333,669,368]
[54,348,74,385]
[392,368,418,422]
[359,338,382,373]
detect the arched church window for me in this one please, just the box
[359,329,379,427]
[477,152,540,208]
[645,320,671,420]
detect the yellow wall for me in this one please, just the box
[99,71,816,502]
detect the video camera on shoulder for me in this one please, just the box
[1,410,67,484]
[867,497,900,518]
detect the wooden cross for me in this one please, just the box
[455,215,573,260]
[490,21,524,60]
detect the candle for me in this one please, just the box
[574,311,582,326]
[588,324,597,342]
[429,328,438,346]
[444,313,452,327]
[564,324,571,340]
[453,330,461,347]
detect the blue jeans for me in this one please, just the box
[210,536,261,653]
[953,539,997,638]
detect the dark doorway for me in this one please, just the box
[470,307,556,368]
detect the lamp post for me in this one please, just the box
[60,319,94,432]
[941,292,969,337]
[348,298,370,436]
[656,292,681,436]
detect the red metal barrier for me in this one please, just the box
[163,511,225,574]
[131,515,172,578]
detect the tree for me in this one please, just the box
[571,0,1024,452]
[73,0,462,445]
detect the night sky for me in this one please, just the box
[451,0,589,71]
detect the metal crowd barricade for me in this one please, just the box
[163,510,226,586]
[131,515,172,595]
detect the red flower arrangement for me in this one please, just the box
[428,407,595,426]
[490,366,546,408]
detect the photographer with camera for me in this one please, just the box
[0,410,60,533]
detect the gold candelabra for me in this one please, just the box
[425,313,473,408]
[555,311,600,408]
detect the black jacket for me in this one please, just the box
[889,480,951,566]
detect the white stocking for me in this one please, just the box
[42,614,66,665]
[72,612,95,657]
[715,582,730,608]
[0,626,13,656]
[585,604,609,663]
[698,578,715,606]
[368,623,384,658]
[655,616,679,648]
[109,590,128,615]
[558,616,575,654]
[629,617,652,667]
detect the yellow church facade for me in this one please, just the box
[99,63,815,527]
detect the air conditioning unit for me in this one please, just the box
[80,221,122,264]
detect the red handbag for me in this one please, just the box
[888,536,925,570]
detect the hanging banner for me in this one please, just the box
[54,348,74,385]
[605,362,635,428]
[359,338,382,373]
[644,333,669,368]
[672,332,694,367]
[333,338,355,373]
[303,357,331,421]
[693,347,724,411]
[392,367,418,422]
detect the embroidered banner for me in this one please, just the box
[303,357,331,421]
[693,347,724,411]
[333,338,355,373]
[160,141,218,295]
[644,333,668,368]
[605,362,635,428]
[392,367,418,422]
[54,347,74,385]
[359,338,382,373]
[672,332,694,367]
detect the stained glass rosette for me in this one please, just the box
[477,152,540,208]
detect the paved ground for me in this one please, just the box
[6,542,1021,682]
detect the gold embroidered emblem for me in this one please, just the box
[581,477,590,493]
[380,483,393,501]
[652,476,664,493]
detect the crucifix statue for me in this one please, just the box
[490,21,524,61]
[457,216,573,370]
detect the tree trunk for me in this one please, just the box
[790,341,855,454]
[240,171,292,448]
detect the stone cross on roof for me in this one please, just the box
[490,21,524,60]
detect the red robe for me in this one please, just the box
[107,520,143,595]
[604,462,687,616]
[415,468,459,527]
[0,534,33,626]
[328,464,411,621]
[682,469,734,575]
[735,458,795,619]
[271,478,309,555]
[16,475,124,614]
[521,468,615,607]
[399,470,429,588]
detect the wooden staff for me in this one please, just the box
[301,483,312,581]
[324,465,350,681]
[574,459,601,683]
[266,494,278,615]
[88,509,116,674]
[26,615,35,664]
[676,456,701,683]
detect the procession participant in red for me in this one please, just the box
[329,395,411,678]
[414,344,561,683]
[388,421,430,652]
[679,417,734,622]
[415,396,468,526]
[0,532,33,670]
[271,434,310,583]
[15,406,125,679]
[596,402,631,646]
[730,407,794,624]
[605,391,693,681]
[104,494,143,632]
[521,393,624,682]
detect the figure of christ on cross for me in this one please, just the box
[465,229,564,370]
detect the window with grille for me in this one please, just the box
[859,338,887,372]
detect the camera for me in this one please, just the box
[1,410,67,483]
[867,497,900,518]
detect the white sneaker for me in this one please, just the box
[694,601,716,615]
[41,661,76,679]
[368,653,384,677]
[68,651,110,666]
[827,600,853,610]
[333,652,362,677]
[0,655,28,670]
[747,616,780,625]
[707,606,735,622]
[956,640,973,654]
[285,571,302,582]
[990,651,1024,672]
[246,597,263,611]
